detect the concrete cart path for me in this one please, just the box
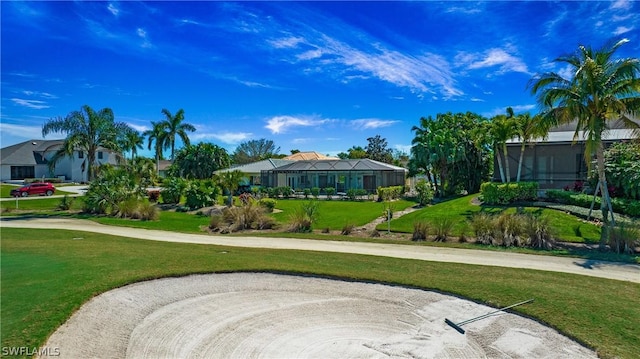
[2,217,638,283]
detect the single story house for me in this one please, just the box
[0,139,119,183]
[261,158,408,193]
[496,120,638,189]
[215,158,294,186]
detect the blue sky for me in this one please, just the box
[2,1,639,158]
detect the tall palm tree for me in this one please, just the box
[42,105,132,181]
[489,111,517,183]
[160,108,196,160]
[121,129,145,161]
[529,38,640,247]
[214,170,246,207]
[143,121,169,176]
[514,113,549,182]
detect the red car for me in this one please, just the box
[11,182,56,197]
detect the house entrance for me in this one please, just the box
[363,175,376,192]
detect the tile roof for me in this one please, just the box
[269,158,407,172]
[282,151,339,161]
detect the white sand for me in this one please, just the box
[41,273,596,359]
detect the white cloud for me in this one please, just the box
[193,131,252,144]
[510,104,536,113]
[461,48,529,74]
[126,123,149,133]
[350,119,399,130]
[265,115,329,134]
[11,98,49,109]
[291,138,310,144]
[22,90,57,99]
[610,0,631,10]
[107,3,119,16]
[269,36,304,49]
[137,28,152,48]
[614,26,634,35]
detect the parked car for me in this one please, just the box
[10,182,56,197]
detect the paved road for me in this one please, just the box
[2,217,638,283]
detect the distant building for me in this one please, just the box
[0,139,119,182]
[282,151,339,161]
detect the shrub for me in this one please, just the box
[258,198,277,212]
[608,222,639,254]
[522,214,555,250]
[412,221,429,241]
[324,187,336,200]
[433,217,455,242]
[115,198,140,218]
[209,214,224,231]
[57,195,75,211]
[495,213,525,247]
[311,187,320,199]
[480,182,538,205]
[288,200,320,232]
[471,212,496,245]
[279,186,294,198]
[303,188,311,199]
[137,200,159,221]
[370,229,381,237]
[161,177,186,204]
[341,222,356,235]
[184,180,218,210]
[239,192,253,205]
[346,188,368,201]
[147,190,160,202]
[382,202,394,220]
[415,180,434,206]
[377,186,404,201]
[214,203,274,232]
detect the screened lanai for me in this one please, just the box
[261,159,407,193]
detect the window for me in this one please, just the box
[98,151,103,160]
[10,166,35,180]
[78,151,84,159]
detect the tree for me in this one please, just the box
[410,112,492,197]
[529,38,640,248]
[365,135,393,163]
[143,121,169,176]
[42,105,132,181]
[168,142,231,179]
[121,129,145,161]
[214,170,246,207]
[514,113,548,182]
[231,138,281,164]
[160,108,196,160]
[488,109,517,183]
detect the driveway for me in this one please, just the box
[2,217,638,283]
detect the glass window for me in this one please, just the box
[98,151,103,160]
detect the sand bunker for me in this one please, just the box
[42,273,596,358]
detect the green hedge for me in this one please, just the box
[480,182,539,205]
[546,190,640,217]
[377,186,404,201]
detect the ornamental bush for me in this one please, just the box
[480,182,538,204]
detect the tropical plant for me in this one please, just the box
[143,121,169,176]
[231,138,281,164]
[168,143,231,179]
[288,200,320,232]
[82,165,145,215]
[412,221,429,241]
[598,142,640,200]
[42,105,132,181]
[121,129,145,161]
[57,195,75,211]
[184,180,218,210]
[514,113,548,182]
[529,38,640,248]
[160,176,186,204]
[215,170,246,207]
[160,108,196,160]
[488,109,517,183]
[414,179,434,206]
[127,157,157,188]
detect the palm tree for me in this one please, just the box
[121,129,145,161]
[489,111,517,183]
[214,170,246,207]
[42,105,132,181]
[529,38,640,247]
[514,113,549,182]
[143,121,169,176]
[160,108,196,160]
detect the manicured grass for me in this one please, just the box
[91,210,210,233]
[271,199,416,230]
[2,228,639,359]
[381,195,601,243]
[0,196,84,212]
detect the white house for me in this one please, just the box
[0,139,119,183]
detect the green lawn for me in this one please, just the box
[381,195,602,243]
[1,196,84,212]
[271,199,416,230]
[2,228,639,359]
[91,210,210,233]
